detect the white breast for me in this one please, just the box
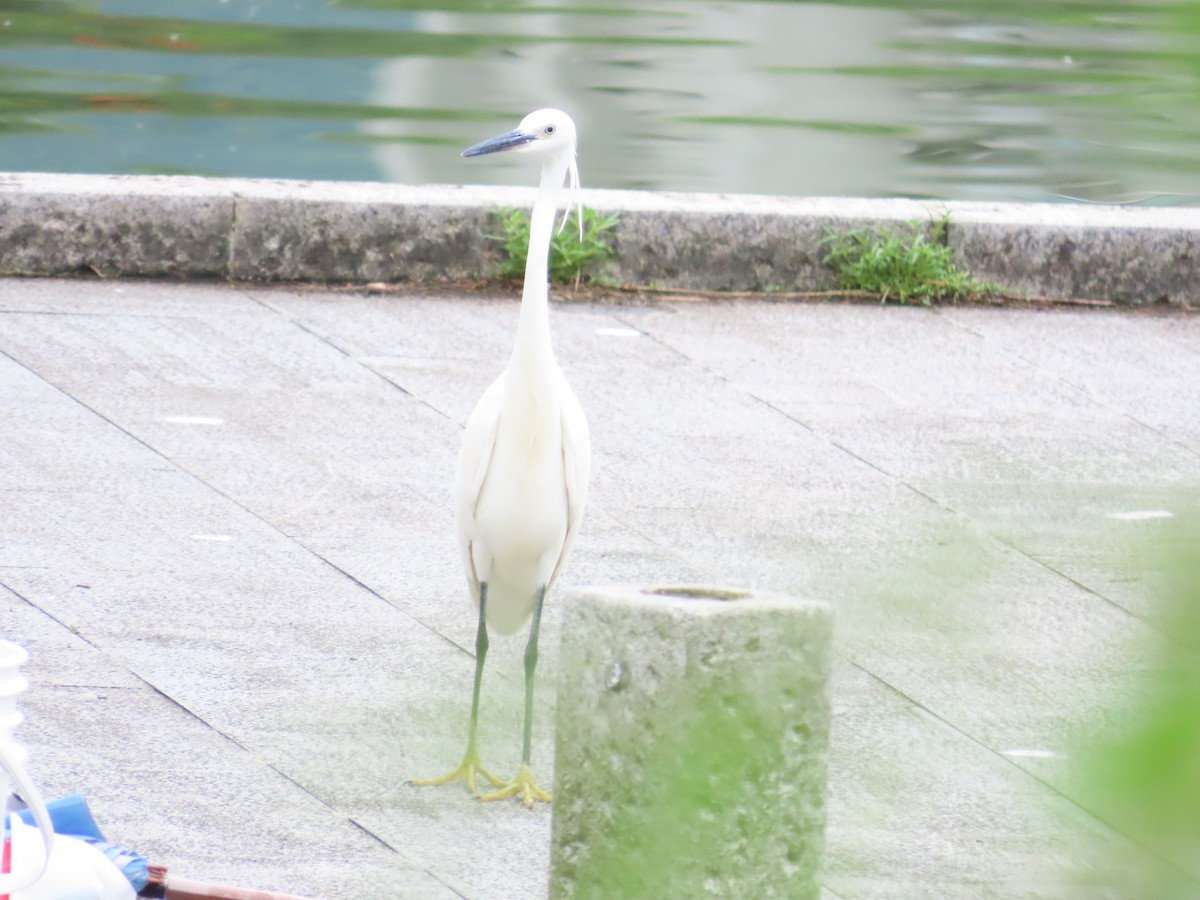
[456,364,572,635]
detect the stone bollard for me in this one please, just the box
[551,585,833,899]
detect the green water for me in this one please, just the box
[2,0,1198,203]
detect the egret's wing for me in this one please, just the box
[548,385,591,590]
[455,376,504,598]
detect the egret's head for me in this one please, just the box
[462,108,577,161]
[463,108,584,239]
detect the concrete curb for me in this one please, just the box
[1,173,1197,304]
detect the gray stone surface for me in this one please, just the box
[0,174,233,278]
[948,213,1200,305]
[226,180,525,283]
[0,276,1196,898]
[0,173,1197,302]
[551,585,832,899]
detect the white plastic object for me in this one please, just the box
[8,817,134,900]
[0,639,53,896]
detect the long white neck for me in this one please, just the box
[511,154,570,375]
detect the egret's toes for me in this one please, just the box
[410,749,505,795]
[478,764,552,807]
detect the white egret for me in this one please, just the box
[412,109,591,807]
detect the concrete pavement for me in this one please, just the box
[0,276,1197,898]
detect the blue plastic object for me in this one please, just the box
[16,793,104,841]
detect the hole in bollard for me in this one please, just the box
[643,586,751,602]
[604,660,628,691]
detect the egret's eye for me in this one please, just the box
[544,125,556,136]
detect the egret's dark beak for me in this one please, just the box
[462,129,536,158]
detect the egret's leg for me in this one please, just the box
[480,585,552,807]
[410,583,504,793]
[520,584,545,767]
[466,583,490,754]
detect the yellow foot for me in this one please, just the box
[409,748,505,796]
[478,764,553,808]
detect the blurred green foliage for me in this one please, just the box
[1072,519,1200,897]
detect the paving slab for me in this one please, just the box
[0,277,1196,897]
[0,283,552,898]
[0,366,448,898]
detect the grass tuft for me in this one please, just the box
[820,214,999,305]
[490,207,620,286]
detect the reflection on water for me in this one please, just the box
[0,0,1197,204]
